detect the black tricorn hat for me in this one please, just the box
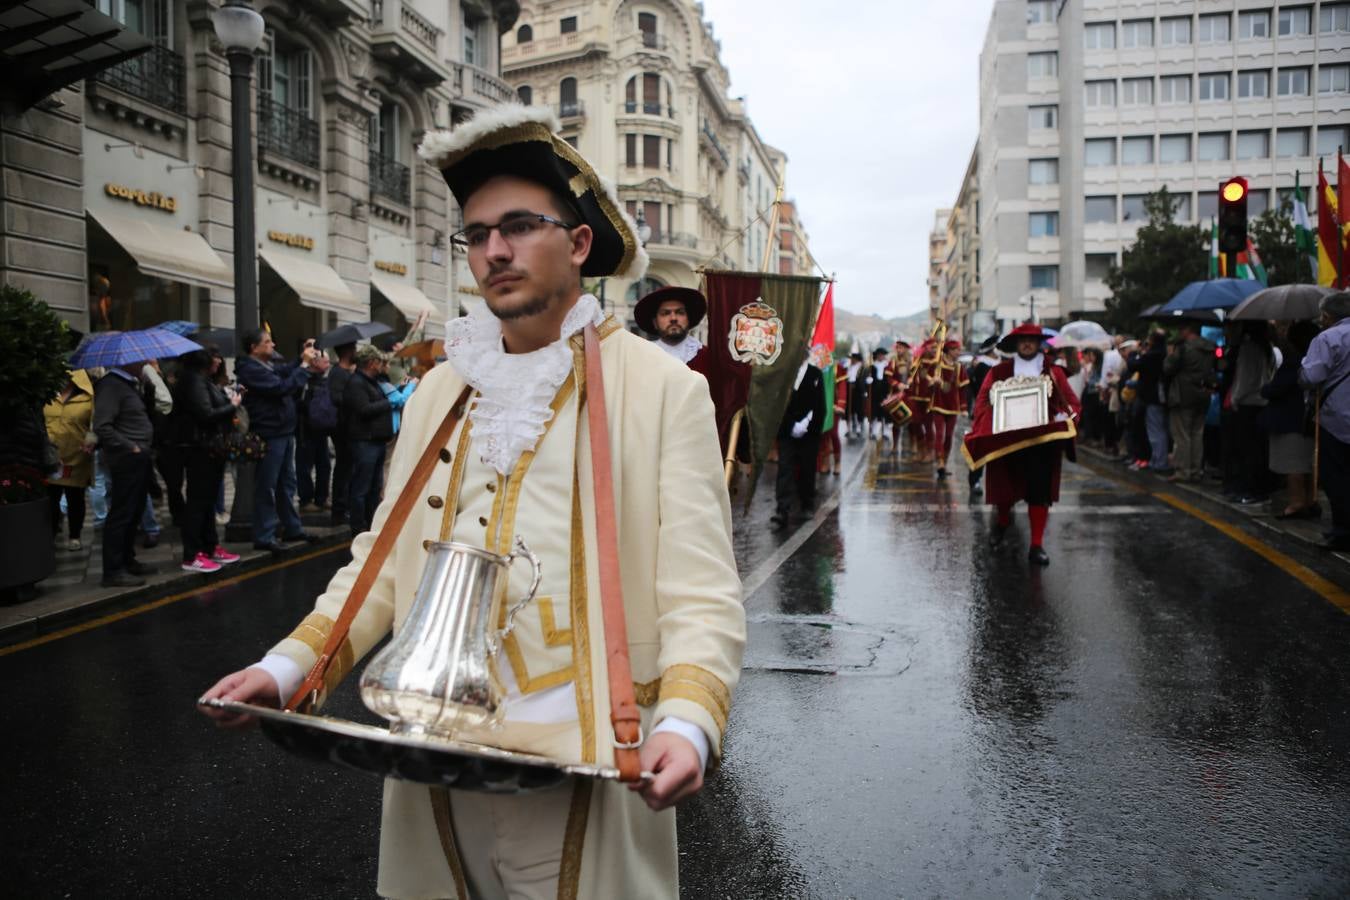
[418,106,647,280]
[633,286,707,336]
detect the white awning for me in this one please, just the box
[88,210,231,290]
[370,273,439,322]
[259,248,363,317]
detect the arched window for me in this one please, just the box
[517,24,533,43]
[559,77,578,117]
[517,85,532,105]
[625,275,667,306]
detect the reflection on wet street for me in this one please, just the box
[2,435,1349,898]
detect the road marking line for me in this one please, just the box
[742,442,869,603]
[846,504,1167,514]
[0,542,352,657]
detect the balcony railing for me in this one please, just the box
[90,44,186,115]
[258,95,320,169]
[369,150,411,205]
[640,31,666,49]
[649,231,698,249]
[559,100,585,120]
[451,62,516,105]
[701,119,729,165]
[623,100,676,118]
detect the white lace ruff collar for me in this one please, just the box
[443,294,604,474]
[1013,353,1045,377]
[658,334,703,364]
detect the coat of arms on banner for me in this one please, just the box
[728,299,784,366]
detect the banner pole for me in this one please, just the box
[759,169,785,273]
[724,407,745,488]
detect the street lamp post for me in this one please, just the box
[212,0,265,342]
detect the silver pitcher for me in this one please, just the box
[360,537,542,738]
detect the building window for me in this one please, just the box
[643,134,660,169]
[1084,22,1115,49]
[1198,191,1218,220]
[1028,158,1059,184]
[1028,104,1058,129]
[1026,1,1055,25]
[1173,194,1192,221]
[559,77,579,117]
[1085,253,1115,280]
[1029,266,1059,290]
[1238,10,1270,39]
[1159,134,1191,163]
[1247,189,1270,217]
[625,134,637,166]
[1159,75,1191,103]
[1121,194,1148,222]
[516,85,532,105]
[1320,126,1350,158]
[1121,77,1153,105]
[1197,13,1230,42]
[1278,6,1311,36]
[1237,70,1270,99]
[1236,130,1270,159]
[1160,16,1191,46]
[1121,19,1153,48]
[463,10,479,65]
[1121,136,1153,165]
[1084,80,1116,107]
[1276,127,1310,158]
[1028,212,1059,237]
[1027,51,1057,78]
[259,32,314,116]
[637,11,658,46]
[1319,65,1350,93]
[1320,3,1350,32]
[1278,67,1311,95]
[1085,138,1116,166]
[517,24,533,43]
[1198,73,1229,101]
[1197,132,1230,161]
[560,16,577,34]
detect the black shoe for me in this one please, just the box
[282,531,320,544]
[101,572,146,588]
[253,540,286,553]
[141,532,160,549]
[1028,546,1050,566]
[125,561,158,576]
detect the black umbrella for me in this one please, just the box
[193,328,237,357]
[1229,283,1334,321]
[316,321,393,349]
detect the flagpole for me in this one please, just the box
[760,167,785,274]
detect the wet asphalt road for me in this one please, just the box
[3,433,1350,898]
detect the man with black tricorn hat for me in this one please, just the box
[202,106,746,899]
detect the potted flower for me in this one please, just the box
[0,285,71,597]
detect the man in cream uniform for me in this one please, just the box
[201,106,746,900]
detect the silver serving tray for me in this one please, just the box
[198,699,645,793]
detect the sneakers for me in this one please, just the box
[210,545,241,565]
[181,553,223,573]
[58,538,82,551]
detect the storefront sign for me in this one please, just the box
[374,260,408,276]
[104,182,176,213]
[267,230,315,251]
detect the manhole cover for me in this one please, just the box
[741,614,913,676]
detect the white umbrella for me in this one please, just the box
[1051,320,1112,349]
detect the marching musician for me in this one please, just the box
[929,339,970,481]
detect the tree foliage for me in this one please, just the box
[1249,200,1309,287]
[1104,188,1207,334]
[0,284,70,410]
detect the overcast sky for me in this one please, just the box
[699,0,995,319]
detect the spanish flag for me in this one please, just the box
[1319,161,1348,288]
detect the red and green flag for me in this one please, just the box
[808,282,836,431]
[1209,219,1220,278]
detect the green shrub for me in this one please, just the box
[0,284,70,410]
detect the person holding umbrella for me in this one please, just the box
[1300,292,1350,551]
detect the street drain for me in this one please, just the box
[741,614,913,677]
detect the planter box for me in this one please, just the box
[0,498,55,589]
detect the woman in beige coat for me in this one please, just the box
[43,369,97,550]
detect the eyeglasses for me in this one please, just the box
[450,213,576,250]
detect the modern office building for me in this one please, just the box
[972,0,1350,328]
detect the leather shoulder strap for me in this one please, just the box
[582,324,643,782]
[285,385,473,713]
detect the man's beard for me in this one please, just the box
[1017,348,1039,360]
[482,267,556,321]
[659,325,688,344]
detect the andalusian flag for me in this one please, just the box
[1317,164,1343,288]
[1244,237,1268,285]
[1292,172,1317,281]
[700,270,826,492]
[1209,219,1220,278]
[808,282,836,431]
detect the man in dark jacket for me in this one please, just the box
[1127,331,1169,471]
[235,329,318,551]
[1163,322,1217,483]
[325,341,358,527]
[93,361,159,586]
[771,355,827,528]
[344,345,408,535]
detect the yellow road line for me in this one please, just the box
[863,441,882,490]
[0,541,351,657]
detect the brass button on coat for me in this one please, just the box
[478,516,489,527]
[438,448,452,463]
[427,496,444,509]
[486,482,497,493]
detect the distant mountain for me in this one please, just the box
[834,306,931,345]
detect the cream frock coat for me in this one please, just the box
[269,319,746,899]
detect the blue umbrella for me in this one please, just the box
[69,328,204,369]
[1159,278,1265,313]
[155,320,200,336]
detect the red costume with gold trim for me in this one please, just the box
[930,348,970,473]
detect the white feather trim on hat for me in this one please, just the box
[416,104,560,169]
[597,174,649,282]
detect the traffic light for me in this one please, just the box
[1217,177,1248,255]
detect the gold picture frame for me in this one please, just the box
[991,375,1051,434]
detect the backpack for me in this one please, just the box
[305,378,339,433]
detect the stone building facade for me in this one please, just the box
[499,0,809,323]
[0,0,519,354]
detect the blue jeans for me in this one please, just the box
[254,435,302,543]
[347,439,387,536]
[1145,404,1170,469]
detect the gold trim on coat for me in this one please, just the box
[569,468,595,764]
[557,778,593,900]
[659,663,731,733]
[961,419,1078,470]
[437,414,476,541]
[429,788,469,899]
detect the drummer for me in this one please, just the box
[200,105,745,899]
